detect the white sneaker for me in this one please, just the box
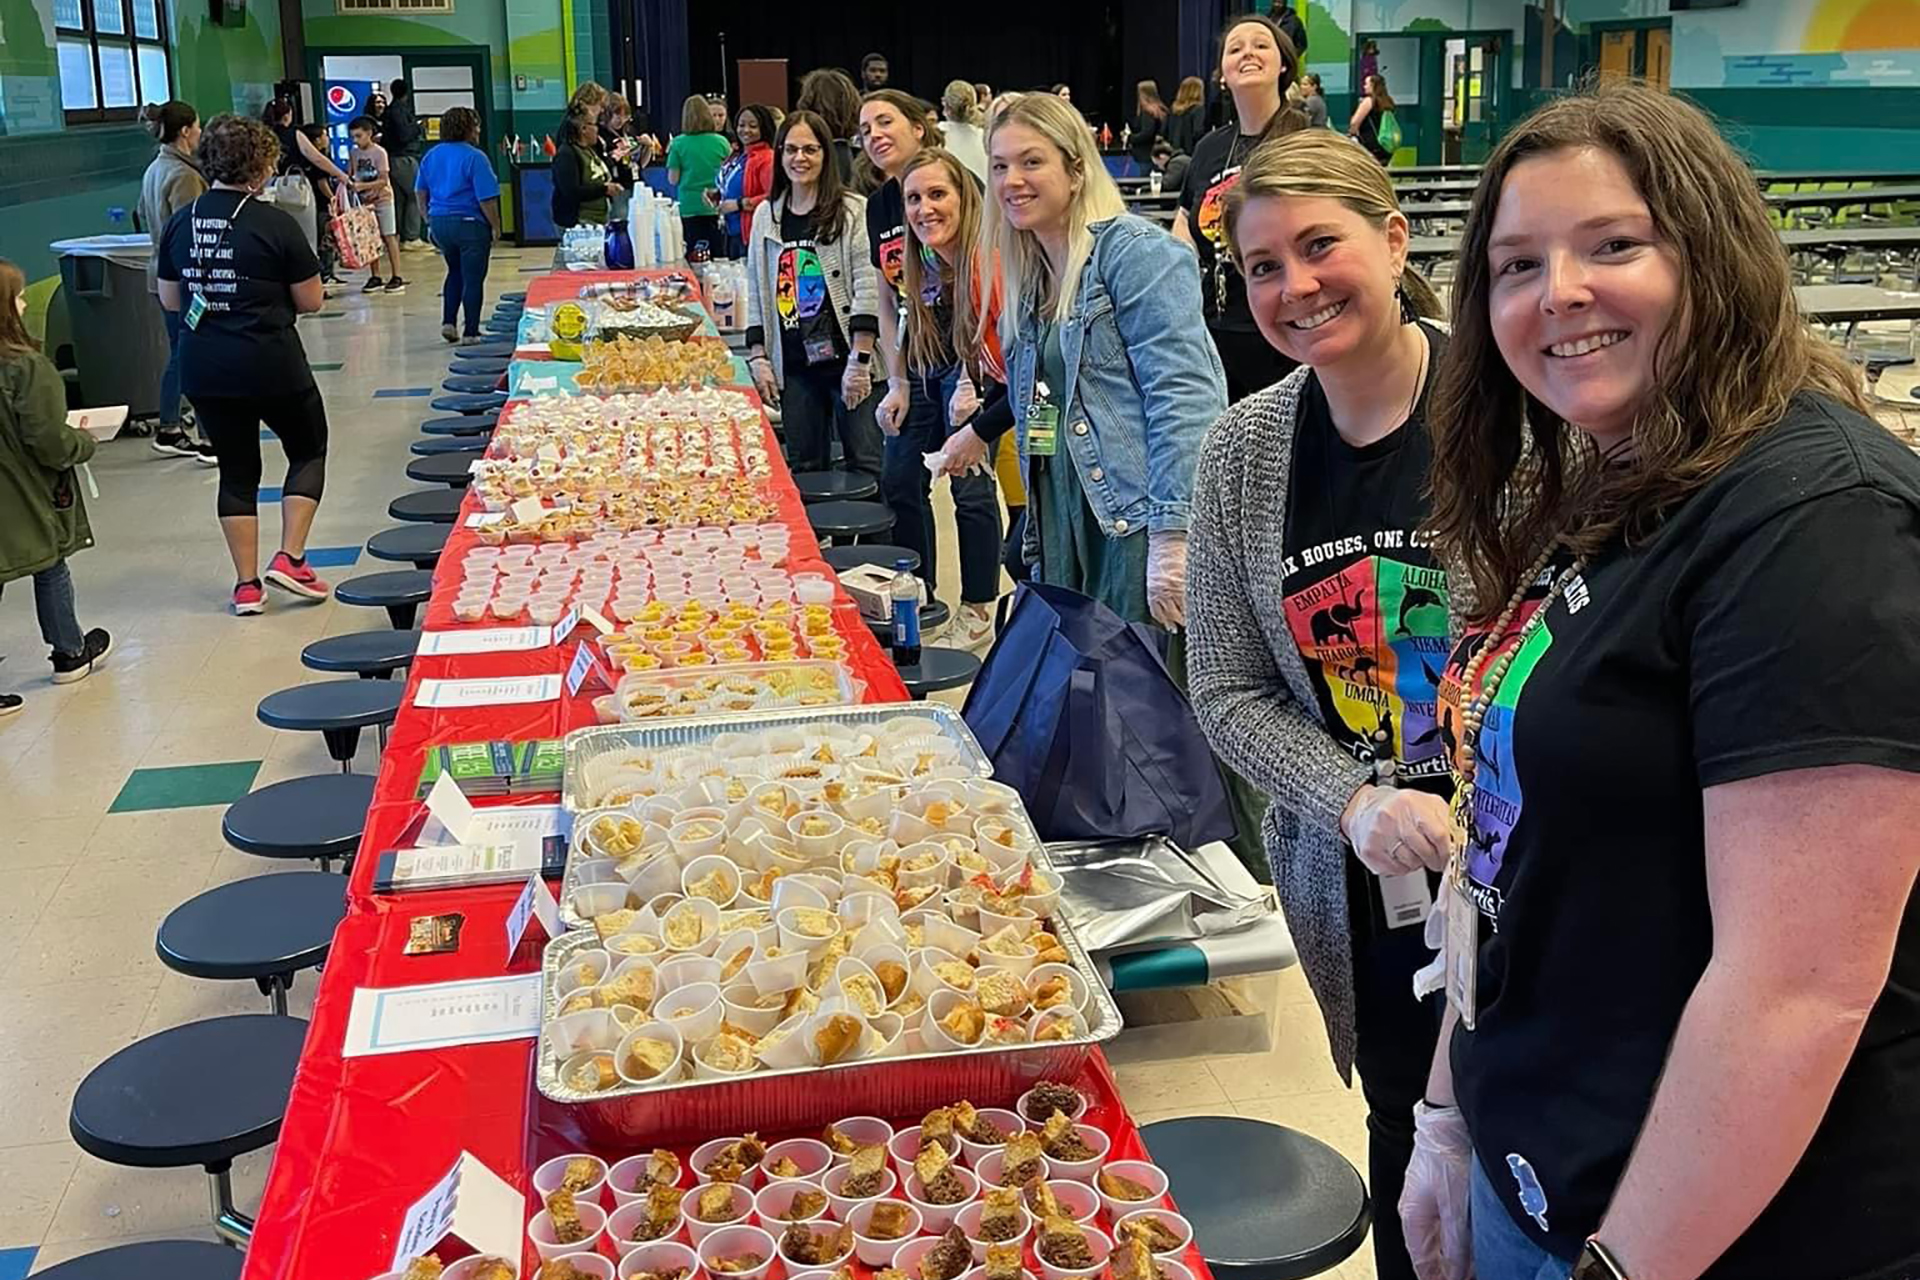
[441,323,458,344]
[954,601,997,654]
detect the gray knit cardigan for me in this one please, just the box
[1186,364,1381,1083]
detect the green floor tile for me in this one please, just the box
[109,760,263,813]
[311,361,344,372]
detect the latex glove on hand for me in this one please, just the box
[841,359,874,409]
[948,372,980,426]
[1400,1102,1475,1280]
[1145,530,1189,629]
[1342,784,1454,875]
[942,424,990,477]
[749,358,779,405]
[875,381,909,437]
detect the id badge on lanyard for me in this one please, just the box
[183,291,208,331]
[1443,852,1479,1029]
[1027,378,1060,458]
[185,192,248,332]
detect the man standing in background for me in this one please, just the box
[382,79,428,249]
[1274,0,1307,59]
[861,53,890,91]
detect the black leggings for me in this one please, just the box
[191,384,330,517]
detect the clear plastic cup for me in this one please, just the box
[452,596,489,623]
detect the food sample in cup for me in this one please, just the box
[919,1107,959,1153]
[567,1052,619,1093]
[1037,1215,1096,1270]
[1039,1112,1098,1162]
[766,1152,804,1180]
[1032,1012,1078,1044]
[913,1142,970,1204]
[692,1184,748,1225]
[468,1261,516,1280]
[814,1012,863,1065]
[662,901,715,950]
[599,967,657,1013]
[840,971,886,1017]
[954,1101,1009,1146]
[774,1185,829,1221]
[920,1225,975,1280]
[1031,932,1071,965]
[701,1136,767,1184]
[546,1187,590,1244]
[983,1015,1030,1047]
[938,999,986,1046]
[625,1034,678,1081]
[1116,1215,1184,1254]
[840,1144,890,1197]
[874,959,910,1003]
[1109,1235,1164,1280]
[1030,973,1074,1011]
[864,1201,916,1240]
[978,972,1030,1018]
[978,1186,1026,1242]
[1022,1082,1084,1125]
[629,1184,686,1240]
[1001,1133,1047,1187]
[779,1220,854,1266]
[402,1257,444,1280]
[1097,1169,1158,1205]
[701,1028,757,1073]
[626,1267,691,1280]
[984,1244,1025,1280]
[538,1260,595,1280]
[979,925,1035,961]
[557,1156,603,1193]
[705,1251,768,1275]
[933,961,976,993]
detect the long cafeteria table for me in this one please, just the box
[234,267,1194,1280]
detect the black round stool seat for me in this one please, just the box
[70,1014,308,1169]
[411,434,490,457]
[1141,1116,1369,1280]
[389,488,465,523]
[407,450,483,486]
[223,773,374,860]
[421,411,498,435]
[430,391,508,414]
[257,679,404,732]
[367,523,451,567]
[337,568,435,629]
[450,357,510,377]
[866,598,949,644]
[808,500,894,541]
[452,339,515,359]
[28,1240,245,1279]
[442,374,501,394]
[794,470,880,503]
[822,544,919,574]
[157,873,344,982]
[896,645,982,697]
[302,628,422,676]
[500,290,527,303]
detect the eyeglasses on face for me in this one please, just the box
[783,143,823,158]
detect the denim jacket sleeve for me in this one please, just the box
[845,195,878,334]
[1096,221,1227,534]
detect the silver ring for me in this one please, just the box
[1388,838,1407,860]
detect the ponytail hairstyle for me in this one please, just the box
[141,100,198,145]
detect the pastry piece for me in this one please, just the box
[984,1244,1025,1280]
[567,1053,618,1092]
[920,1167,970,1205]
[983,1015,1030,1047]
[1040,1111,1097,1161]
[978,1185,1025,1243]
[702,1135,767,1183]
[471,1261,517,1280]
[1030,974,1073,1011]
[558,991,596,1017]
[782,985,821,1022]
[687,868,734,902]
[937,1000,986,1046]
[841,1142,890,1198]
[980,925,1035,958]
[1038,1214,1096,1270]
[663,901,712,949]
[1024,1177,1064,1219]
[821,1122,860,1155]
[913,1136,955,1187]
[767,1153,803,1179]
[640,1149,681,1190]
[545,1187,588,1244]
[625,1034,678,1080]
[1097,1169,1156,1203]
[539,1261,590,1280]
[628,1183,684,1241]
[932,960,976,992]
[1032,1012,1077,1043]
[814,1012,862,1065]
[1022,1082,1083,1124]
[720,944,755,983]
[401,1258,444,1280]
[559,1156,602,1193]
[1031,932,1071,965]
[780,1220,854,1266]
[1109,1235,1163,1280]
[1002,1132,1047,1185]
[954,1101,1007,1145]
[874,959,909,1003]
[978,971,1030,1018]
[920,1106,959,1153]
[701,1027,757,1073]
[694,1183,745,1223]
[864,1200,914,1240]
[778,1186,828,1221]
[600,966,657,1012]
[919,1225,974,1280]
[789,907,839,938]
[626,1268,691,1280]
[1117,1215,1183,1254]
[841,971,885,1017]
[706,1250,768,1274]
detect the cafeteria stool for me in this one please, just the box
[25,1240,244,1278]
[388,487,465,524]
[337,569,435,628]
[411,433,490,457]
[822,544,919,574]
[406,450,483,487]
[430,391,508,415]
[222,773,375,870]
[895,645,982,699]
[484,318,520,336]
[156,872,346,1015]
[866,598,950,646]
[367,523,451,568]
[69,1014,308,1247]
[301,628,422,679]
[443,373,502,395]
[256,680,404,772]
[794,469,880,503]
[450,339,516,359]
[421,410,498,436]
[450,357,510,378]
[500,290,527,303]
[1140,1116,1369,1280]
[808,499,894,544]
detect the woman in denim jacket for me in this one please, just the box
[981,92,1225,628]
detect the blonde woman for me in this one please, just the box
[1184,130,1448,1280]
[983,92,1223,628]
[1166,75,1207,155]
[937,79,987,182]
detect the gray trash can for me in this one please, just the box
[52,235,170,420]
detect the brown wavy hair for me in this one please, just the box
[1171,76,1206,115]
[198,113,282,187]
[899,148,988,375]
[1427,79,1870,620]
[768,111,851,246]
[0,259,36,355]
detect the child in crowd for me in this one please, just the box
[349,115,407,294]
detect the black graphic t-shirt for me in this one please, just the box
[1282,324,1451,796]
[1436,394,1920,1276]
[157,189,321,398]
[866,176,907,299]
[1179,125,1261,332]
[774,204,844,369]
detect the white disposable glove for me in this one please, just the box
[1145,530,1188,629]
[1342,784,1454,875]
[948,371,980,426]
[875,379,910,437]
[1400,1102,1475,1280]
[840,358,874,408]
[748,356,779,405]
[942,424,991,477]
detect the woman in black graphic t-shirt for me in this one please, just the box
[157,114,332,617]
[1186,130,1450,1280]
[1412,82,1920,1280]
[1173,13,1306,400]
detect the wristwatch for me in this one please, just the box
[1571,1238,1629,1280]
[853,351,873,366]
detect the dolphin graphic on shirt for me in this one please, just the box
[1506,1153,1550,1232]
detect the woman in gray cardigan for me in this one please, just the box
[139,100,210,461]
[1185,131,1452,1280]
[743,110,882,480]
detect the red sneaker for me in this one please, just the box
[265,551,332,601]
[232,580,266,615]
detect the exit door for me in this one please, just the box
[1442,35,1504,164]
[1591,23,1671,91]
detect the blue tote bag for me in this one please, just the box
[961,583,1238,850]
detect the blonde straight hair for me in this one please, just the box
[982,92,1126,350]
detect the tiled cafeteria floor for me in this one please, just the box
[6,241,1916,1279]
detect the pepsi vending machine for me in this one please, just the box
[323,80,379,170]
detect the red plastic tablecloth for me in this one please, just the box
[238,271,1176,1280]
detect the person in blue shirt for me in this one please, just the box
[414,107,501,344]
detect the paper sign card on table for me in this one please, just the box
[505,872,563,953]
[564,643,612,696]
[343,973,542,1058]
[417,802,569,850]
[416,626,549,656]
[464,512,507,528]
[389,1150,524,1274]
[414,674,563,708]
[509,496,546,526]
[424,771,476,844]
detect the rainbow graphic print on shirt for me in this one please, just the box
[1282,555,1452,785]
[1195,169,1241,252]
[775,244,827,329]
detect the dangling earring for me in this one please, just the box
[1395,275,1417,325]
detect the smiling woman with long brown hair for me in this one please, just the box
[1405,80,1920,1280]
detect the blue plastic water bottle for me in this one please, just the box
[890,558,922,666]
